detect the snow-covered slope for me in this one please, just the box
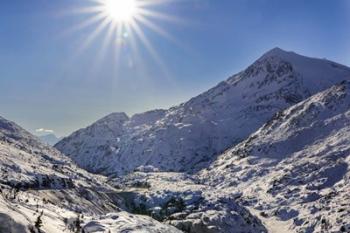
[200,81,350,232]
[0,116,114,196]
[0,116,182,233]
[0,115,266,233]
[55,48,350,175]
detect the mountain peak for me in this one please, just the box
[97,112,129,124]
[260,47,296,60]
[55,49,350,176]
[266,46,286,54]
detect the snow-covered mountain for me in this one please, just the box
[55,48,350,175]
[38,133,61,146]
[200,81,350,232]
[3,48,350,233]
[0,116,111,194]
[1,115,268,233]
[0,116,185,233]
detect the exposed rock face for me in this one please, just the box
[55,48,350,176]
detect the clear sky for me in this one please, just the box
[0,0,349,137]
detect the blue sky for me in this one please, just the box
[0,0,349,136]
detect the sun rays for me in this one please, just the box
[64,0,183,78]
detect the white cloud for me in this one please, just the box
[35,128,54,134]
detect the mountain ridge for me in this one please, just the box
[55,48,350,176]
[200,80,350,232]
[2,48,350,233]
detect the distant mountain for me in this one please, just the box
[200,81,350,232]
[56,48,350,174]
[55,48,350,176]
[38,133,61,145]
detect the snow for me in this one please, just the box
[0,112,266,233]
[82,212,182,233]
[109,171,267,233]
[38,133,61,146]
[200,81,350,232]
[55,48,350,176]
[3,48,350,233]
[0,116,179,233]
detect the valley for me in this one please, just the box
[1,48,350,233]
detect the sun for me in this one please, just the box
[104,0,138,22]
[67,0,183,76]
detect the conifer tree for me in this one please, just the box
[75,214,81,233]
[34,210,44,232]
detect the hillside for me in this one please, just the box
[0,115,268,233]
[0,116,182,233]
[200,81,350,232]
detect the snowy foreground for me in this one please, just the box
[0,116,266,233]
[0,117,180,232]
[1,48,350,232]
